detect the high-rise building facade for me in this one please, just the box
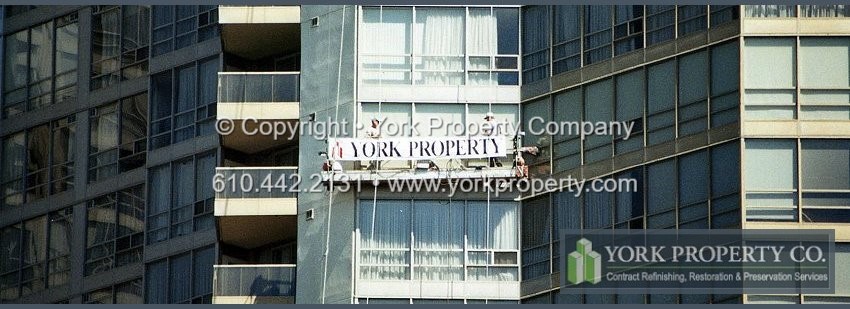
[1,4,849,305]
[1,5,224,304]
[517,4,850,305]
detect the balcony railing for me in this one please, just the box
[213,265,296,297]
[214,167,298,199]
[218,72,300,103]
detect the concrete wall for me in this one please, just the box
[297,5,358,304]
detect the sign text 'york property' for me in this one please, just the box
[328,137,506,161]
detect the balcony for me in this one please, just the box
[218,72,299,117]
[214,167,298,216]
[219,6,300,24]
[219,6,300,60]
[215,167,298,250]
[217,72,300,154]
[213,265,296,304]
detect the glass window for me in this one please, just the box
[20,216,47,296]
[677,6,707,37]
[413,201,463,280]
[710,42,740,128]
[144,247,213,304]
[4,30,30,116]
[193,153,215,231]
[647,159,676,228]
[1,224,22,301]
[678,50,709,136]
[801,140,850,221]
[174,65,197,143]
[1,115,76,207]
[84,286,113,304]
[745,139,797,221]
[615,69,644,154]
[51,116,76,194]
[171,160,194,238]
[679,151,709,228]
[412,8,465,85]
[192,247,215,298]
[1,133,26,209]
[147,165,170,244]
[85,185,144,276]
[584,79,613,163]
[87,93,147,183]
[521,195,550,280]
[91,6,150,89]
[47,208,73,287]
[169,253,191,303]
[801,140,850,190]
[798,37,850,88]
[647,60,675,145]
[523,97,551,173]
[196,59,218,136]
[119,94,148,171]
[553,89,581,172]
[466,8,519,86]
[522,6,549,83]
[743,38,797,120]
[89,103,119,182]
[615,168,644,229]
[710,5,739,26]
[613,5,643,56]
[584,191,612,230]
[360,7,412,85]
[584,6,612,65]
[646,5,675,46]
[26,124,50,200]
[745,5,796,17]
[358,200,411,280]
[149,57,218,150]
[711,141,740,197]
[115,279,143,303]
[144,260,167,303]
[801,5,850,18]
[799,38,850,120]
[3,14,78,118]
[91,6,121,89]
[86,194,117,276]
[28,21,54,110]
[553,6,581,74]
[358,199,518,282]
[151,6,218,57]
[150,71,172,149]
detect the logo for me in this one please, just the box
[567,238,602,285]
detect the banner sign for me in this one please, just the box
[327,137,506,161]
[561,229,835,294]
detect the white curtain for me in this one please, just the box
[358,200,410,280]
[413,201,463,280]
[414,8,464,85]
[745,5,796,18]
[488,202,518,250]
[801,5,849,18]
[465,201,488,250]
[468,9,496,55]
[467,9,497,85]
[360,7,413,85]
[359,199,518,281]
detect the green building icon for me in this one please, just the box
[567,238,602,285]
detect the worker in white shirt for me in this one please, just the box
[366,116,381,170]
[482,112,503,167]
